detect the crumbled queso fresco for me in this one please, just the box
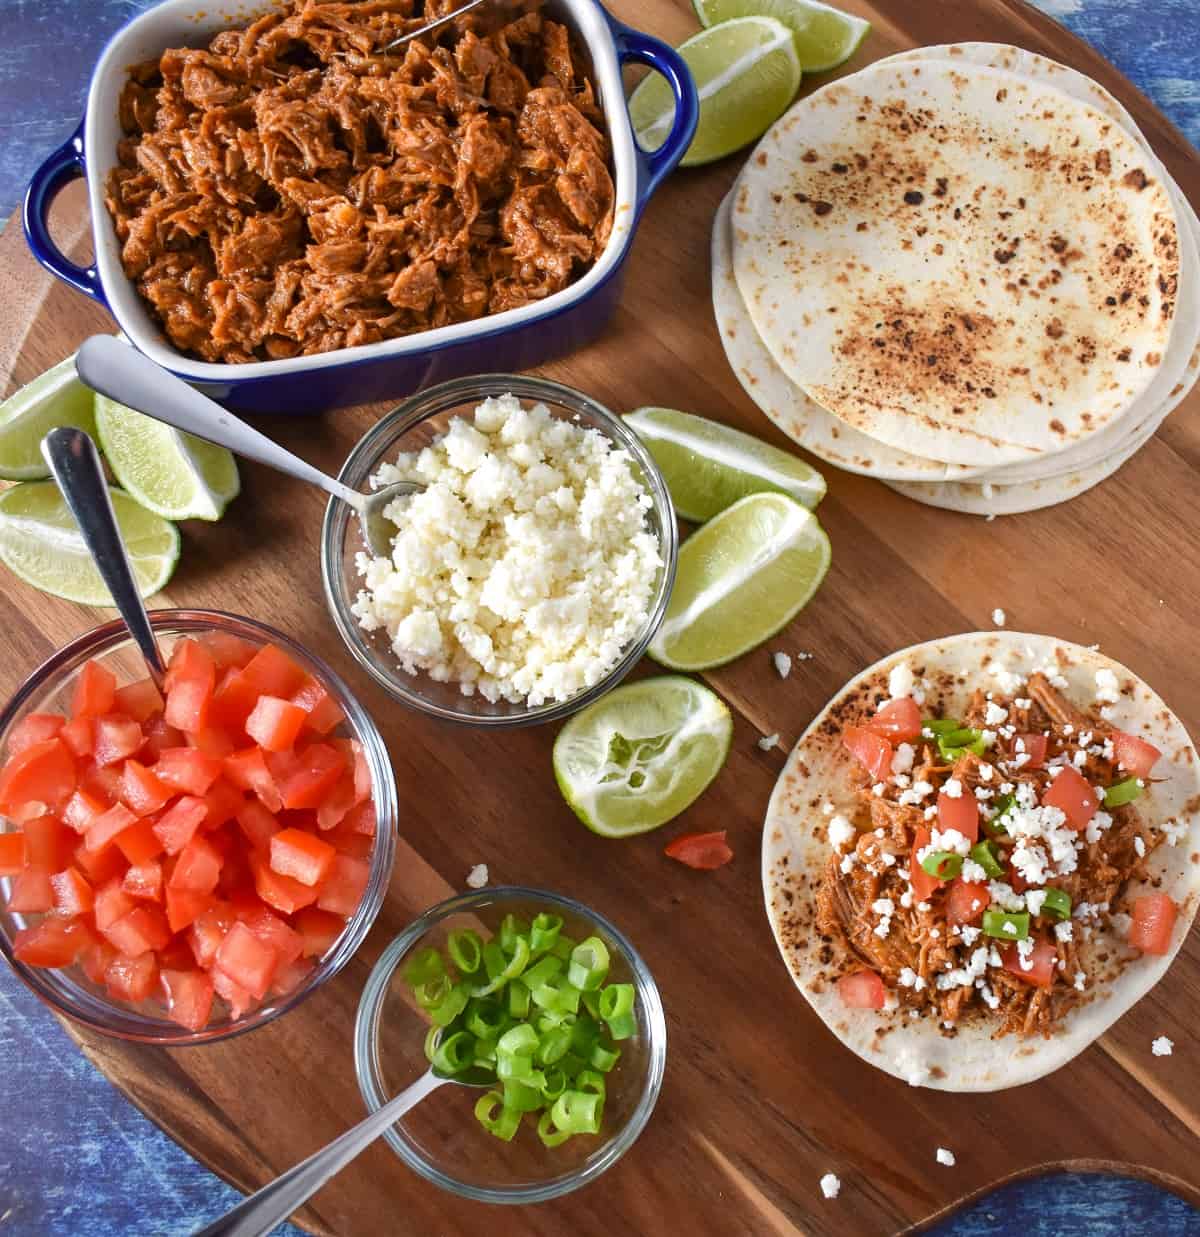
[352,395,662,705]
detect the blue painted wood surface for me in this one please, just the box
[0,1,1199,1234]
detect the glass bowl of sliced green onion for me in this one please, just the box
[353,886,667,1203]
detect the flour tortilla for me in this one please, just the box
[711,192,980,481]
[734,59,1183,467]
[762,633,1200,1091]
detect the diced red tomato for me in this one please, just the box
[123,859,163,902]
[13,917,91,967]
[72,660,116,719]
[85,802,138,854]
[947,879,989,926]
[269,957,315,999]
[316,853,370,916]
[336,739,372,804]
[93,717,144,768]
[8,713,66,755]
[164,640,216,734]
[160,968,214,1031]
[908,826,940,902]
[291,677,346,736]
[80,939,118,986]
[210,963,256,1019]
[342,801,376,837]
[153,796,209,856]
[120,760,173,817]
[277,744,345,811]
[1042,766,1098,831]
[325,827,372,860]
[94,879,136,931]
[293,907,344,958]
[235,801,280,852]
[837,969,885,1009]
[1008,863,1029,895]
[0,831,25,875]
[663,830,733,870]
[73,842,126,887]
[215,920,278,1000]
[937,791,979,843]
[1112,731,1162,780]
[153,747,222,796]
[105,951,158,1002]
[316,771,356,831]
[113,678,164,724]
[188,903,234,966]
[187,726,235,758]
[203,778,244,829]
[142,716,184,760]
[1001,936,1057,988]
[169,833,223,895]
[50,867,94,915]
[59,716,94,759]
[240,644,307,700]
[1129,893,1177,956]
[80,763,122,804]
[62,789,106,835]
[0,738,75,813]
[1015,734,1048,769]
[223,748,282,812]
[103,906,171,958]
[8,865,54,913]
[245,697,306,753]
[201,632,258,671]
[166,886,215,934]
[270,827,336,886]
[22,815,74,870]
[864,697,923,743]
[115,818,165,866]
[241,905,304,967]
[250,852,317,915]
[210,669,259,732]
[841,726,894,781]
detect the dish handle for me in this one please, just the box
[23,120,107,306]
[609,21,699,206]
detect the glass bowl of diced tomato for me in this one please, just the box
[0,610,397,1043]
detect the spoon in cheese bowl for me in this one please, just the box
[75,336,421,558]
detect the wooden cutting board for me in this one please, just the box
[2,1,1199,1233]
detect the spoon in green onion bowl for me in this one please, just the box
[193,1055,492,1237]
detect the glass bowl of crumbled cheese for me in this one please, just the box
[321,375,678,726]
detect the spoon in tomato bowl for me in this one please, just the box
[75,336,421,559]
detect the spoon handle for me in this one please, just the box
[75,336,365,510]
[41,427,167,688]
[192,1069,445,1237]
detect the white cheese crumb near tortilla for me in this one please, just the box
[888,662,915,699]
[991,609,1006,627]
[758,733,780,752]
[466,864,489,889]
[819,1173,841,1200]
[1095,668,1121,704]
[1152,1036,1174,1057]
[828,815,856,850]
[772,651,792,679]
[936,1148,956,1167]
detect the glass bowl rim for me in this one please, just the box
[0,608,399,1046]
[320,372,679,728]
[353,885,668,1204]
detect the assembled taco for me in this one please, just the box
[762,633,1200,1090]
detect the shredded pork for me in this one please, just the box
[104,0,614,362]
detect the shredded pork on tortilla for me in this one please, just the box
[816,673,1157,1038]
[104,0,614,363]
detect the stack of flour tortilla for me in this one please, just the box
[713,43,1200,516]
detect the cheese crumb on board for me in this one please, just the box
[992,608,1006,627]
[1152,1036,1174,1057]
[758,733,781,751]
[936,1147,956,1167]
[772,651,792,679]
[819,1173,841,1199]
[466,864,489,889]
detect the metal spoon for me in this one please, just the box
[193,1063,492,1237]
[74,336,419,558]
[41,427,168,687]
[377,0,490,53]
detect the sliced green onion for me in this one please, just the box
[968,840,1004,880]
[938,727,979,747]
[920,851,963,881]
[574,1069,607,1099]
[502,1077,545,1112]
[550,1090,603,1136]
[537,1025,572,1066]
[568,937,611,991]
[984,792,1015,837]
[423,1024,442,1064]
[507,978,530,1020]
[569,1014,602,1056]
[923,718,963,735]
[429,981,470,1028]
[580,988,603,1020]
[1040,888,1072,920]
[500,913,530,956]
[982,909,1030,940]
[598,983,637,1040]
[540,1066,568,1103]
[522,955,564,989]
[530,912,563,955]
[475,1092,522,1142]
[1104,777,1143,808]
[404,946,445,987]
[474,1038,497,1066]
[414,973,451,1010]
[472,935,531,997]
[432,1030,475,1075]
[537,1109,571,1148]
[481,940,506,982]
[497,1022,539,1060]
[536,1009,575,1033]
[550,933,577,961]
[465,998,507,1041]
[447,929,483,974]
[530,973,582,1014]
[588,1040,621,1073]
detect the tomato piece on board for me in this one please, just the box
[103,906,171,958]
[23,815,74,870]
[291,676,346,736]
[210,964,257,1020]
[154,747,222,797]
[62,789,106,836]
[293,907,345,958]
[13,917,92,968]
[59,717,94,759]
[0,738,75,813]
[1112,731,1162,780]
[864,697,923,743]
[1129,892,1177,955]
[250,853,317,915]
[142,716,184,761]
[316,853,370,916]
[169,833,224,895]
[1001,936,1057,988]
[8,713,66,756]
[94,879,136,931]
[153,796,209,856]
[72,660,117,719]
[936,791,980,843]
[947,879,989,926]
[201,632,258,671]
[270,827,336,887]
[8,865,55,913]
[837,970,885,1009]
[1015,734,1048,770]
[113,678,164,725]
[908,827,940,902]
[122,859,163,902]
[841,726,894,781]
[663,830,733,870]
[1042,766,1098,831]
[235,800,280,852]
[223,748,282,812]
[0,831,26,875]
[245,697,307,753]
[240,644,307,700]
[94,717,144,768]
[85,802,138,854]
[120,760,173,817]
[160,968,215,1031]
[105,951,158,1003]
[50,867,95,915]
[277,744,346,811]
[203,779,245,829]
[215,920,278,1000]
[164,640,217,734]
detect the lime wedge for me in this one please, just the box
[0,481,180,606]
[693,0,869,72]
[625,406,826,522]
[553,676,732,837]
[0,356,97,481]
[628,17,801,168]
[95,395,240,522]
[648,492,830,670]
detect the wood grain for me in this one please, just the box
[2,1,1199,1233]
